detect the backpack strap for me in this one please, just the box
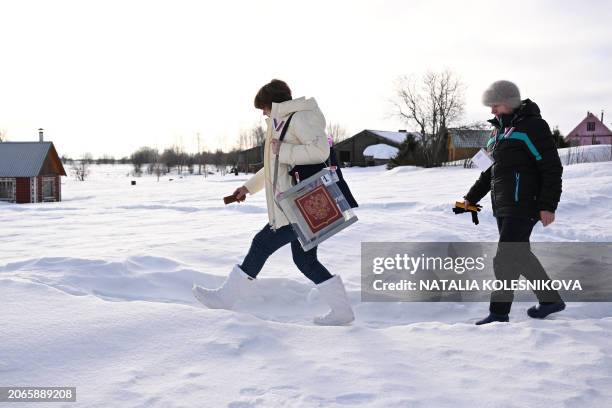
[272,113,295,196]
[278,113,295,142]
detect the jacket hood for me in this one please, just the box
[488,98,542,128]
[516,99,541,118]
[272,97,319,117]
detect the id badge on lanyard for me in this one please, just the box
[472,148,494,171]
[472,126,515,171]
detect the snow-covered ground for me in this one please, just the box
[2,159,612,407]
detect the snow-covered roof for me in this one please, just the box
[363,143,399,159]
[368,130,410,145]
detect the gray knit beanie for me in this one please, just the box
[482,80,521,109]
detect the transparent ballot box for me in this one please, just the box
[275,169,358,251]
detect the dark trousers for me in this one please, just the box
[239,223,333,284]
[490,216,563,315]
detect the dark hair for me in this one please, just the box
[254,79,292,110]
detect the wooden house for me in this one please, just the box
[334,130,418,166]
[0,141,66,203]
[565,111,612,146]
[446,129,490,162]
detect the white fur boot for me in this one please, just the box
[192,264,254,310]
[314,275,355,326]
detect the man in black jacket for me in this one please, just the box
[464,80,566,325]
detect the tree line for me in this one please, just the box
[62,146,244,181]
[129,146,240,177]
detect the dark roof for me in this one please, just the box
[0,142,67,177]
[336,130,422,149]
[449,129,490,148]
[238,145,264,154]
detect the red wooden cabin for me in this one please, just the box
[0,142,67,203]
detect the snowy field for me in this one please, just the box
[2,151,612,407]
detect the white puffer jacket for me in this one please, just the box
[243,97,329,229]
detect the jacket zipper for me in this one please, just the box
[514,171,520,202]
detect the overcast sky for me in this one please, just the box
[1,0,611,158]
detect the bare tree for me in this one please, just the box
[213,149,226,175]
[452,121,490,131]
[392,70,466,167]
[394,75,427,136]
[161,147,179,174]
[146,148,166,181]
[172,135,187,174]
[249,123,265,148]
[326,122,348,144]
[131,147,158,176]
[71,153,92,181]
[195,132,208,175]
[149,161,165,181]
[238,122,266,150]
[238,129,250,150]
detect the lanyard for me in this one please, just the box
[492,126,515,151]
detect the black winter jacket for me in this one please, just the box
[465,99,563,218]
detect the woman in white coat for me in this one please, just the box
[193,79,354,326]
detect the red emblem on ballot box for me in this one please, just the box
[295,185,343,233]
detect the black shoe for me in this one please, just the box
[475,313,510,325]
[527,301,566,319]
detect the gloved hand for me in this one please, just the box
[452,201,482,225]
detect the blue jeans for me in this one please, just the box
[240,223,333,284]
